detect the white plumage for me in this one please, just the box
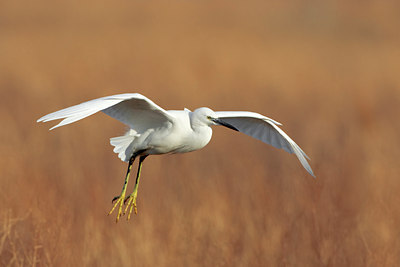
[214,112,313,176]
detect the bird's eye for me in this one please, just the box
[207,116,212,120]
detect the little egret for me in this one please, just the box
[37,93,314,222]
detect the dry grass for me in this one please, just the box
[1,1,400,266]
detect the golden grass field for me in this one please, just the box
[1,1,400,266]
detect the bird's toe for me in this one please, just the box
[111,196,120,203]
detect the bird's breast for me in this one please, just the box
[148,125,212,154]
[179,126,212,153]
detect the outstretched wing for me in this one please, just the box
[37,93,175,131]
[215,111,315,177]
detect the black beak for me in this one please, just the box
[212,118,239,131]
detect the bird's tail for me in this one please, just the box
[110,129,139,162]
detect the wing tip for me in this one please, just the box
[300,158,315,178]
[37,116,47,123]
[37,116,56,130]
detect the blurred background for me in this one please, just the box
[1,0,400,266]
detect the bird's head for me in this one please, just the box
[192,107,238,131]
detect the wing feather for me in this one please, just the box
[37,93,175,131]
[215,111,315,177]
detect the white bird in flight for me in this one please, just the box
[37,93,314,222]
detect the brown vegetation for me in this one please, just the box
[1,1,400,266]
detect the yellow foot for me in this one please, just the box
[124,193,138,221]
[108,193,126,223]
